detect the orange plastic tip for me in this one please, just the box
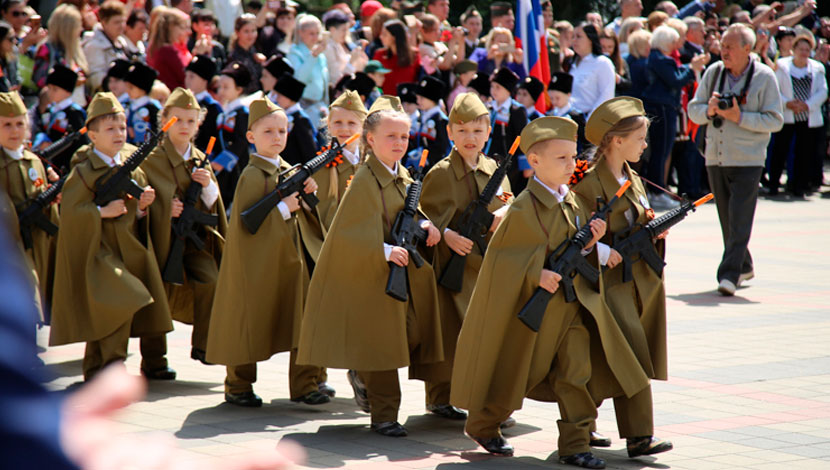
[161,116,178,132]
[79,127,87,134]
[344,133,360,145]
[509,136,521,155]
[206,136,216,155]
[694,193,714,206]
[615,180,632,197]
[419,149,428,168]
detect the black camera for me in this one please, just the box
[717,93,739,110]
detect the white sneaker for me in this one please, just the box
[718,279,736,296]
[738,270,755,286]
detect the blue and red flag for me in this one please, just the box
[515,0,551,112]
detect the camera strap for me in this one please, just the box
[716,59,755,105]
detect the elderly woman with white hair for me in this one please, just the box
[642,25,707,209]
[288,13,330,126]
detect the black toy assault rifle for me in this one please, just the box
[385,150,429,302]
[612,193,713,283]
[517,181,631,332]
[16,175,65,250]
[438,136,519,292]
[38,126,87,162]
[240,133,360,234]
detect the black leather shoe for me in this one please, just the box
[347,370,370,413]
[317,382,336,398]
[560,452,606,469]
[590,431,612,447]
[469,434,514,456]
[426,403,467,420]
[371,421,407,437]
[140,366,177,380]
[290,390,331,405]
[224,391,263,407]
[500,416,516,429]
[190,348,213,365]
[627,436,673,457]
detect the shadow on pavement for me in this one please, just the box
[668,289,760,306]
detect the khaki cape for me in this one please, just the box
[450,178,649,412]
[297,155,360,263]
[49,145,173,345]
[205,155,307,366]
[142,137,228,323]
[0,149,59,319]
[572,160,668,396]
[297,155,443,371]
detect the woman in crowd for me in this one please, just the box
[568,22,615,119]
[147,6,198,91]
[555,20,576,72]
[0,21,19,92]
[323,9,367,91]
[618,17,644,57]
[32,3,87,106]
[625,30,652,100]
[770,34,828,196]
[288,13,329,127]
[227,14,264,95]
[599,28,631,95]
[468,26,525,79]
[366,7,396,60]
[372,19,418,96]
[641,25,705,209]
[189,9,227,70]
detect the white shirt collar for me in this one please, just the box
[285,103,302,114]
[94,148,121,167]
[533,176,569,203]
[552,102,572,117]
[342,147,360,165]
[4,146,23,160]
[129,95,150,111]
[378,158,398,176]
[195,90,211,101]
[421,105,441,121]
[255,153,281,167]
[181,144,192,161]
[225,98,244,111]
[52,97,75,112]
[494,98,511,113]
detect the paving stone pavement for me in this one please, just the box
[39,192,830,469]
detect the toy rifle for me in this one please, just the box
[92,117,177,207]
[240,133,360,234]
[16,174,65,250]
[162,137,220,285]
[385,150,429,302]
[517,181,631,332]
[612,193,713,283]
[438,137,519,292]
[37,126,87,162]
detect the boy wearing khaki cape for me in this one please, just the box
[0,92,59,322]
[206,97,329,408]
[49,92,173,381]
[418,92,512,420]
[450,117,649,469]
[141,88,228,365]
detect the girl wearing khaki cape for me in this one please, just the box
[297,96,445,438]
[206,97,330,408]
[141,88,228,365]
[572,97,673,458]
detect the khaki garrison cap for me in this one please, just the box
[448,92,488,125]
[585,96,645,146]
[330,90,368,119]
[248,96,283,130]
[86,92,125,126]
[367,95,404,115]
[519,116,578,154]
[164,87,200,110]
[0,92,26,117]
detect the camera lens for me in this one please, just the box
[712,116,723,128]
[717,100,729,110]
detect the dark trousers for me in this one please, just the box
[674,140,706,198]
[644,103,678,192]
[769,122,820,194]
[706,166,762,284]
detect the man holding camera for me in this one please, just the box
[688,23,783,296]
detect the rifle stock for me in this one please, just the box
[17,175,66,250]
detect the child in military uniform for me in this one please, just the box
[124,62,162,146]
[408,75,449,171]
[212,61,251,207]
[572,97,673,459]
[274,73,318,166]
[141,87,228,366]
[206,97,329,408]
[547,72,588,153]
[0,91,60,321]
[418,92,513,421]
[49,92,174,381]
[450,117,649,468]
[517,76,546,121]
[297,96,445,437]
[184,55,223,154]
[34,65,87,172]
[486,67,528,193]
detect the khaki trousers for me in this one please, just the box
[225,349,325,399]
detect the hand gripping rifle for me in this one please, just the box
[162,137,220,285]
[438,137,519,292]
[92,117,178,207]
[612,193,713,283]
[17,174,65,250]
[385,150,429,302]
[517,181,631,332]
[240,133,360,234]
